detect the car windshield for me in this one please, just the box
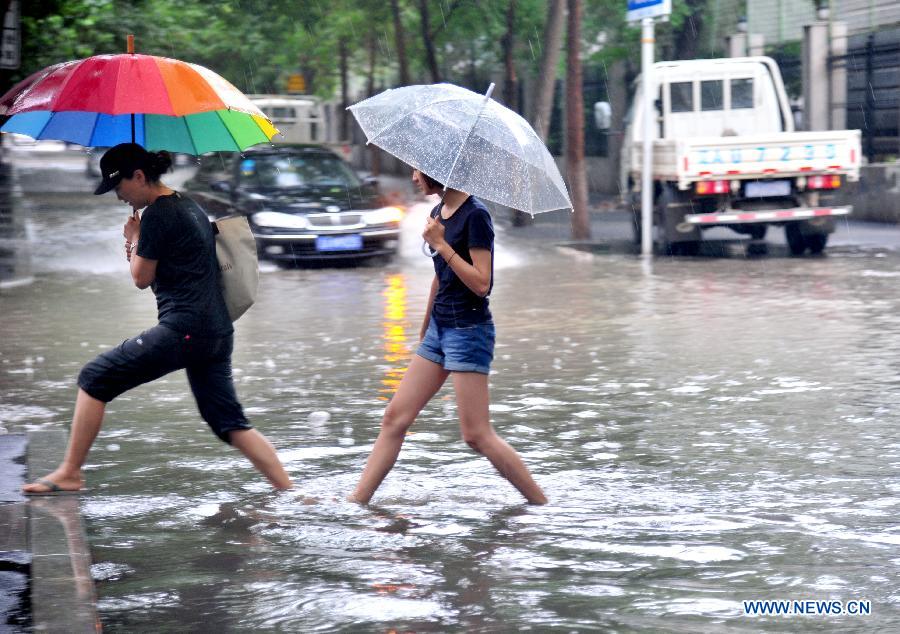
[239,153,362,190]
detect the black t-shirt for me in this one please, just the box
[136,193,233,337]
[430,196,494,327]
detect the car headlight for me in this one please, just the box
[251,211,310,229]
[362,206,403,225]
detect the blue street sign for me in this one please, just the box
[627,0,671,22]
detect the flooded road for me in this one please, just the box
[2,156,900,631]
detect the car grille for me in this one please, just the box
[306,213,363,227]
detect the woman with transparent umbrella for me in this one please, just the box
[348,169,547,505]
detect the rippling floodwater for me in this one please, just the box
[2,166,900,631]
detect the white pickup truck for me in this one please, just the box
[608,57,861,255]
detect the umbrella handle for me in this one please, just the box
[421,241,439,258]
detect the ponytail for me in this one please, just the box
[143,151,172,182]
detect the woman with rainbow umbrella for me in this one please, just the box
[6,38,292,494]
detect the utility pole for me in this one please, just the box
[567,0,590,240]
[627,0,671,256]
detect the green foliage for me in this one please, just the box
[14,0,736,101]
[16,0,548,96]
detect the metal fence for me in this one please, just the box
[546,73,610,158]
[837,27,900,160]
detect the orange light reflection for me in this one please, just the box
[380,273,411,400]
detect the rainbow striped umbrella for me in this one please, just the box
[0,43,278,154]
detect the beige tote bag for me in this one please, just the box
[212,215,258,321]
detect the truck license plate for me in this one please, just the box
[316,234,363,251]
[745,180,791,198]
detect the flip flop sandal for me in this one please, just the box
[24,478,88,496]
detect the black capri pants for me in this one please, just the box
[78,324,253,443]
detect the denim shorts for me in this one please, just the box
[416,319,495,374]
[78,324,253,443]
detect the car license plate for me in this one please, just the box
[745,180,791,198]
[316,234,363,252]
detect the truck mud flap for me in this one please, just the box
[659,201,701,243]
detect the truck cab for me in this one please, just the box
[630,57,791,141]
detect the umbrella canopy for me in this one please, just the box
[0,53,278,154]
[348,83,571,215]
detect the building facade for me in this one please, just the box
[749,0,900,43]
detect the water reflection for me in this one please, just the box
[380,272,411,401]
[0,160,33,289]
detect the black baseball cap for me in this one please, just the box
[93,143,149,195]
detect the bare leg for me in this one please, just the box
[349,355,449,504]
[23,388,104,493]
[453,372,548,504]
[229,429,293,490]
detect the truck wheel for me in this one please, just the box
[670,241,700,256]
[749,225,767,240]
[807,233,828,254]
[631,209,642,245]
[785,223,807,256]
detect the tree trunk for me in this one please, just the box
[339,39,349,141]
[390,0,410,85]
[367,35,381,177]
[417,0,442,83]
[532,0,565,141]
[501,0,518,112]
[566,0,590,240]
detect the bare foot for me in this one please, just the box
[22,470,85,494]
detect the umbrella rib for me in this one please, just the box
[445,85,495,192]
[510,116,534,216]
[30,113,54,142]
[86,111,101,147]
[216,110,242,152]
[183,115,200,155]
[469,117,571,210]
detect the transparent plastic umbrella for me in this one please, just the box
[348,83,572,216]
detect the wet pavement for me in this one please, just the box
[2,148,900,631]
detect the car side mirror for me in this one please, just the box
[363,175,379,188]
[210,180,232,194]
[593,101,612,130]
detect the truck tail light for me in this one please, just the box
[806,175,841,190]
[695,180,730,195]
